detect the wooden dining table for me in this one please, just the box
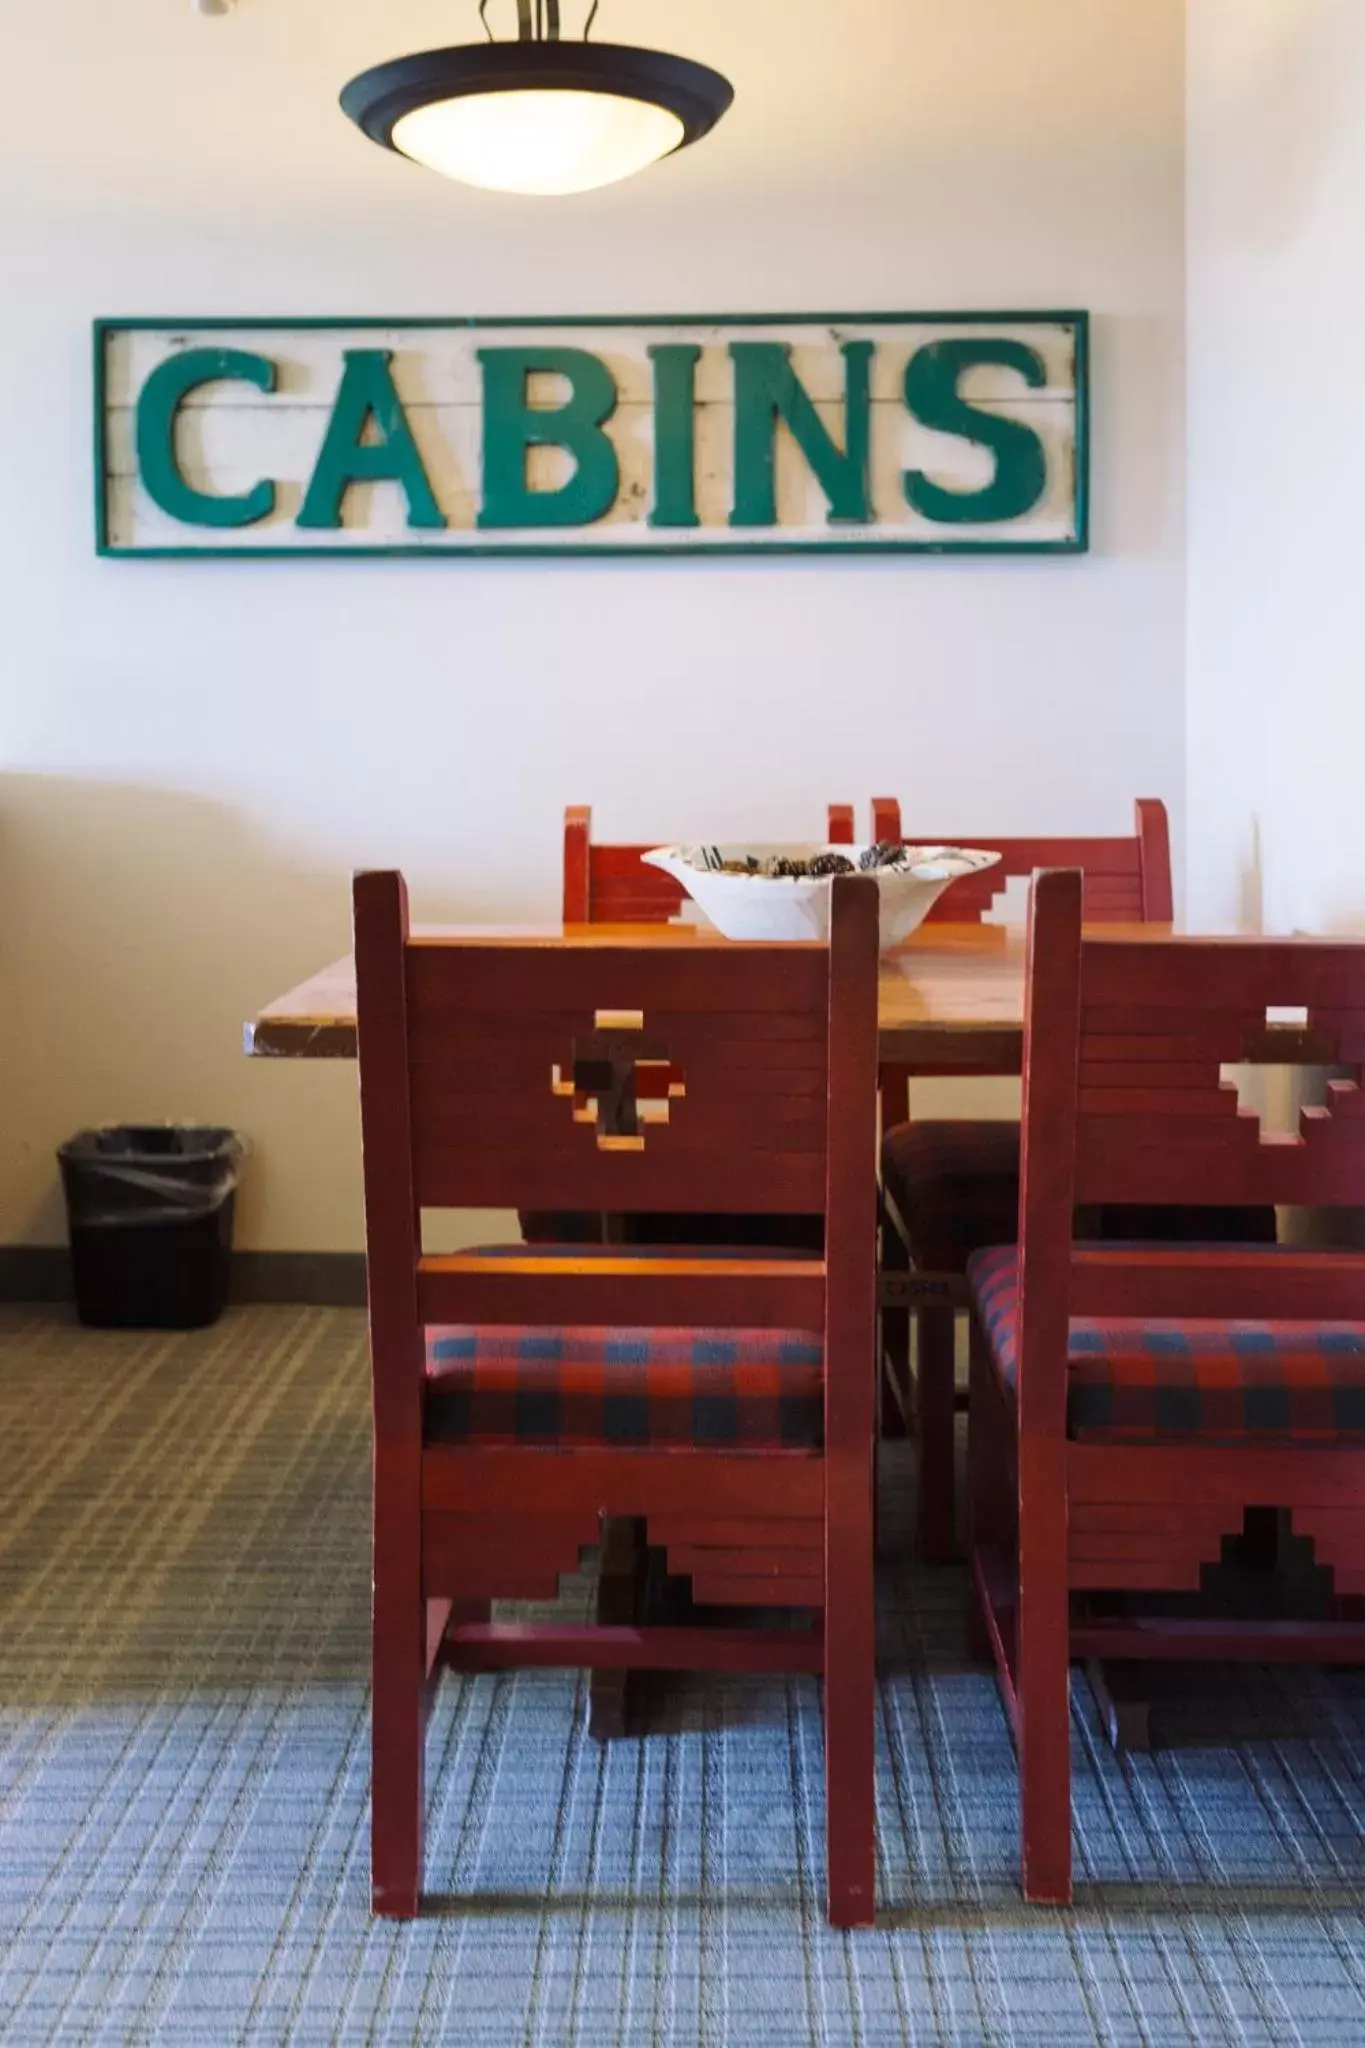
[245,917,1035,1068]
[246,912,1323,1069]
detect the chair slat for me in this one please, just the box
[689,1570,825,1606]
[1075,1127,1365,1209]
[416,1255,825,1329]
[650,1516,824,1549]
[410,1014,828,1065]
[441,1622,825,1674]
[1068,1443,1365,1506]
[411,1098,827,1145]
[407,943,825,1016]
[1068,1248,1365,1320]
[1075,1086,1242,1117]
[414,1146,828,1215]
[1079,1060,1224,1089]
[1083,941,1365,1010]
[420,1446,826,1518]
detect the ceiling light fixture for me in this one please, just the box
[341,1,734,198]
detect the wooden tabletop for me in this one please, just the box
[245,918,1331,1079]
[245,920,1035,1071]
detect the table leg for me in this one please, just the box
[916,1306,958,1564]
[587,1516,647,1740]
[1085,1658,1152,1753]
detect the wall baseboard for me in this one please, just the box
[0,1247,73,1302]
[231,1253,368,1306]
[0,1247,367,1309]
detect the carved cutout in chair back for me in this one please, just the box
[1072,939,1365,1211]
[403,940,831,1214]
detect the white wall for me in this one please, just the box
[1187,0,1365,936]
[0,0,1186,1252]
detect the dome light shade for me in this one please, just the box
[391,90,684,197]
[341,41,734,197]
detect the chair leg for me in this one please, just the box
[824,1504,876,1927]
[1016,1459,1071,1905]
[372,1493,427,1917]
[916,1306,958,1565]
[879,1202,910,1440]
[965,1319,996,1662]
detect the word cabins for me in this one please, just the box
[97,312,1087,557]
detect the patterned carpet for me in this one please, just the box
[3,1307,1365,2044]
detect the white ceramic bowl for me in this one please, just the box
[641,844,1002,950]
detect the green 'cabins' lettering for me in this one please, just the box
[136,347,278,528]
[477,348,620,529]
[114,318,1082,551]
[648,343,702,529]
[729,340,873,527]
[297,350,445,530]
[902,339,1047,524]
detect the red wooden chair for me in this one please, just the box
[875,798,1176,1562]
[545,802,854,1254]
[356,868,880,1925]
[562,802,855,923]
[967,868,1365,1904]
[868,796,1172,935]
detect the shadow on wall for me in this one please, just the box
[0,773,360,1250]
[1217,0,1358,252]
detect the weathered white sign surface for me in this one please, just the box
[96,313,1088,557]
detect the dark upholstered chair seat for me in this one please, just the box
[881,1121,1021,1268]
[425,1244,823,1450]
[519,1211,823,1251]
[968,1246,1365,1443]
[882,1120,1276,1269]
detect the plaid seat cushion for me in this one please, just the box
[425,1244,823,1449]
[968,1245,1365,1442]
[882,1120,1276,1270]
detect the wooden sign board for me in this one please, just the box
[95,312,1088,558]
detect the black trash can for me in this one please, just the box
[58,1126,245,1329]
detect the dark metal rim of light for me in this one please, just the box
[340,42,735,161]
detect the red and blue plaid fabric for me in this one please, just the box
[424,1243,824,1449]
[426,1326,823,1448]
[968,1245,1365,1442]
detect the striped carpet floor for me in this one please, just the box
[3,1307,1365,2044]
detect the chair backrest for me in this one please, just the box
[1015,869,1365,1378]
[355,869,880,1332]
[564,803,858,922]
[868,797,1172,925]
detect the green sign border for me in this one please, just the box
[94,310,1090,559]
